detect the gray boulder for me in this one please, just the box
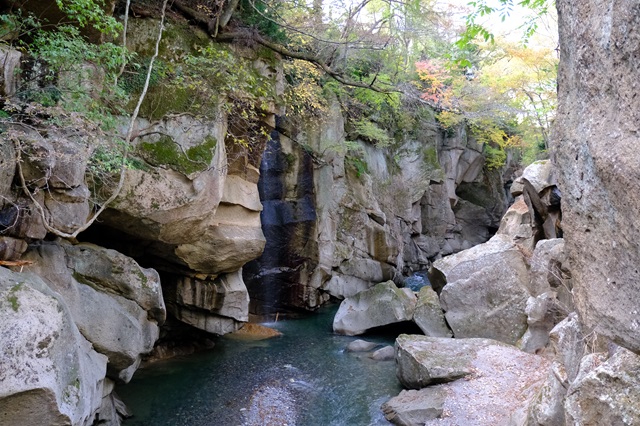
[333,281,416,336]
[565,347,640,425]
[345,339,380,352]
[22,241,165,381]
[395,334,505,389]
[381,387,446,426]
[433,234,530,345]
[510,159,556,196]
[370,345,395,361]
[394,334,550,425]
[0,267,107,426]
[412,286,452,338]
[496,196,536,252]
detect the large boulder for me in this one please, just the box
[526,313,586,426]
[565,347,640,425]
[21,241,165,381]
[412,286,452,338]
[392,334,549,425]
[554,0,640,353]
[432,234,530,345]
[381,387,446,426]
[333,281,416,336]
[497,196,536,251]
[164,269,249,335]
[0,267,107,426]
[395,334,502,389]
[510,160,556,196]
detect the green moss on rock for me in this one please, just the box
[139,136,217,175]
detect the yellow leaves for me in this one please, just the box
[436,110,464,129]
[282,59,327,118]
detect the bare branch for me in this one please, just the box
[114,0,132,86]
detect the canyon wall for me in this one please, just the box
[244,102,514,313]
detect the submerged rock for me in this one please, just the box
[332,281,416,336]
[228,323,283,341]
[244,385,297,426]
[345,339,380,353]
[370,345,395,361]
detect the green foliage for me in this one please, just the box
[352,119,393,147]
[346,155,369,178]
[238,0,287,43]
[54,0,122,36]
[457,0,551,53]
[470,119,523,170]
[119,58,166,95]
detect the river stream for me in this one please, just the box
[119,305,401,425]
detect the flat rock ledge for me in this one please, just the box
[385,334,550,425]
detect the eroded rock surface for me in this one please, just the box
[392,334,549,425]
[432,234,530,345]
[21,241,165,381]
[554,0,640,353]
[0,267,107,426]
[565,347,640,425]
[333,281,416,336]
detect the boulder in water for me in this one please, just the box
[345,339,380,352]
[228,323,282,340]
[370,345,395,361]
[333,281,417,336]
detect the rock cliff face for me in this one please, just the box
[554,0,640,354]
[245,102,513,312]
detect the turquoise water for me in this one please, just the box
[118,306,401,425]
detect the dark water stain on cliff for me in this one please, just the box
[244,122,319,314]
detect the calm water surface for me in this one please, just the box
[119,305,401,425]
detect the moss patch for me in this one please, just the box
[7,282,24,312]
[139,136,217,175]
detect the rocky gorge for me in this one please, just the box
[2,0,640,425]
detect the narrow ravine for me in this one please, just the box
[119,306,402,425]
